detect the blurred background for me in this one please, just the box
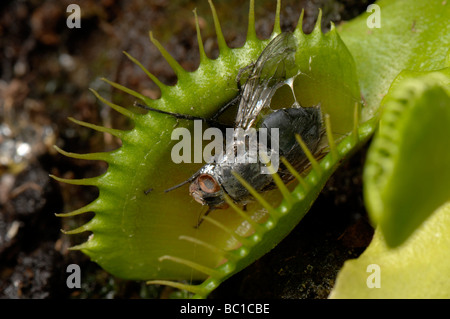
[0,0,374,298]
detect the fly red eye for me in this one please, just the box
[198,174,220,194]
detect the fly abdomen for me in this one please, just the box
[259,105,322,175]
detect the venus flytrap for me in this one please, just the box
[330,69,450,298]
[52,0,449,298]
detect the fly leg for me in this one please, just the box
[210,63,253,119]
[143,188,153,195]
[135,102,210,122]
[194,206,214,229]
[134,102,233,129]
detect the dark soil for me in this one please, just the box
[0,0,374,299]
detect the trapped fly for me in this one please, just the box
[137,32,323,226]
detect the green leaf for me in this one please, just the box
[330,70,450,298]
[365,69,450,246]
[339,0,450,120]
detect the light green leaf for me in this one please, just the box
[329,201,450,299]
[365,69,450,246]
[330,70,450,298]
[339,0,450,121]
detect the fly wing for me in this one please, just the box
[235,32,298,130]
